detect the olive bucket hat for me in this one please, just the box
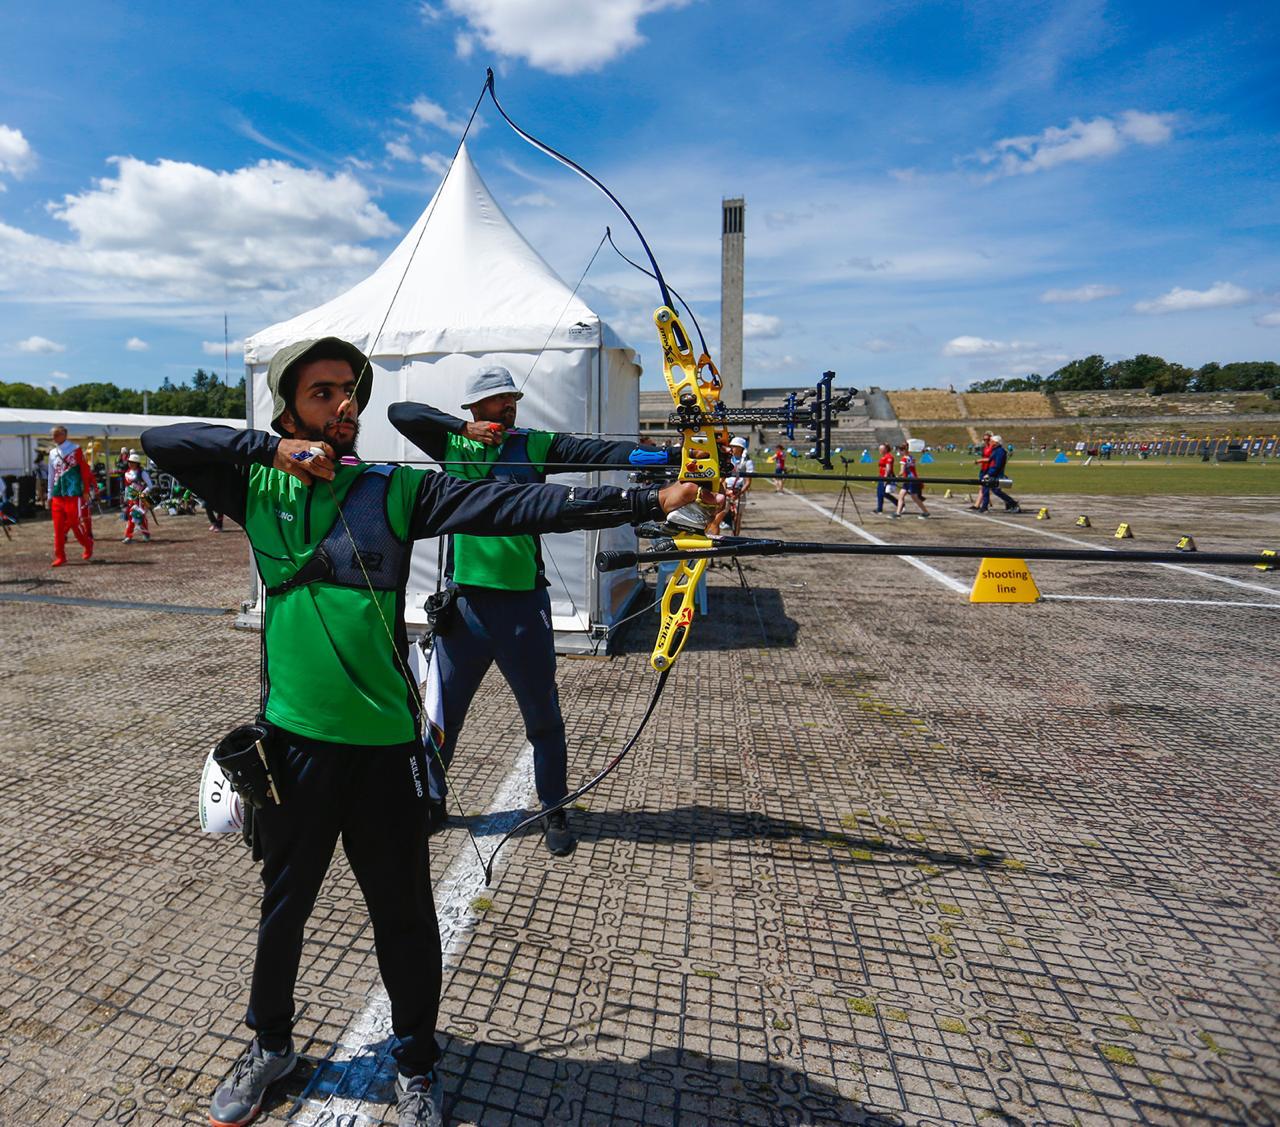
[266,337,373,435]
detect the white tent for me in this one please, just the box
[244,143,644,649]
[0,408,245,480]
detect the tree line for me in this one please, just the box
[0,369,245,417]
[969,357,1280,396]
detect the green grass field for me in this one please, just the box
[784,450,1280,497]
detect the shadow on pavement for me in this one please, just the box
[460,802,1010,873]
[608,584,799,656]
[278,1035,905,1126]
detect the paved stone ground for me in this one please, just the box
[0,490,1277,1127]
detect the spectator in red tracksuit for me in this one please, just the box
[875,443,896,514]
[46,425,96,567]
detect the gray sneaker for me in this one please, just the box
[209,1038,297,1126]
[543,808,577,856]
[396,1071,445,1127]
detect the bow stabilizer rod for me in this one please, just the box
[597,538,1278,572]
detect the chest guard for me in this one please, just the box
[489,431,541,484]
[265,465,409,597]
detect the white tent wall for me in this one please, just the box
[598,343,645,622]
[242,143,647,650]
[246,343,644,648]
[0,435,33,480]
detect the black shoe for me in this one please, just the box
[543,809,577,856]
[425,797,447,836]
[1005,504,1023,513]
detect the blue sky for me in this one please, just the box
[0,0,1276,394]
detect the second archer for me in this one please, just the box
[390,364,676,856]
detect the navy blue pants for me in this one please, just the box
[246,734,441,1076]
[978,478,1018,510]
[875,479,892,511]
[429,586,567,808]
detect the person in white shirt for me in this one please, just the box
[710,436,754,535]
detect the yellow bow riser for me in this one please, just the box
[655,307,726,490]
[651,542,712,672]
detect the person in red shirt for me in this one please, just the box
[893,442,930,518]
[875,443,896,514]
[969,433,993,511]
[770,443,787,492]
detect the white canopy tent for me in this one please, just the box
[244,143,644,649]
[0,408,245,480]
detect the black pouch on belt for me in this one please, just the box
[423,588,457,638]
[213,723,284,810]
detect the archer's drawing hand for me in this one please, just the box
[275,440,336,484]
[463,421,506,446]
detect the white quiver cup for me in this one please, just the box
[199,747,245,833]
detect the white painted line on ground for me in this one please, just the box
[960,509,1280,600]
[790,493,969,595]
[791,493,1280,610]
[292,744,538,1125]
[1043,594,1280,609]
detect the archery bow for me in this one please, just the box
[483,68,732,672]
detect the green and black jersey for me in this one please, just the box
[141,422,661,746]
[388,402,648,591]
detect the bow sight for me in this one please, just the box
[671,371,855,472]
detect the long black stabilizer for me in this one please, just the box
[597,538,1276,573]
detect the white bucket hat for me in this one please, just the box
[460,365,523,409]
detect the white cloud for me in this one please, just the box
[514,191,556,208]
[434,0,692,75]
[0,156,396,309]
[742,312,783,340]
[385,136,417,163]
[202,338,244,355]
[972,111,1175,179]
[747,348,801,373]
[0,124,35,180]
[1255,311,1280,328]
[942,336,1037,357]
[125,336,149,351]
[861,338,897,353]
[1040,283,1119,303]
[17,335,66,353]
[408,96,475,136]
[1134,281,1252,315]
[764,209,811,231]
[847,256,892,272]
[49,370,71,383]
[420,152,451,178]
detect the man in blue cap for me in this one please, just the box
[390,364,676,856]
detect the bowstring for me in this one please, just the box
[322,477,486,872]
[515,229,609,397]
[319,78,490,869]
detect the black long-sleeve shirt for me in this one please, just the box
[387,402,647,473]
[386,403,667,589]
[140,422,663,742]
[140,423,663,540]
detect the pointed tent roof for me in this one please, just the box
[245,143,630,364]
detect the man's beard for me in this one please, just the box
[298,418,360,457]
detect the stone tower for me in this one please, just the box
[720,197,745,408]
